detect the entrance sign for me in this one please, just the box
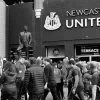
[66,18,100,28]
[44,12,61,30]
[81,49,99,53]
[66,8,100,28]
[66,8,100,16]
[75,45,100,56]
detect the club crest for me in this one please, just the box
[44,12,61,30]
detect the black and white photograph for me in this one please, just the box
[0,0,100,100]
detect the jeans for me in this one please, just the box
[41,87,60,100]
[17,79,27,100]
[29,93,43,100]
[68,80,73,96]
[56,83,63,99]
[1,88,17,100]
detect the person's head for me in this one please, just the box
[36,59,42,66]
[82,64,88,74]
[76,62,84,73]
[3,59,7,66]
[63,58,69,68]
[75,57,79,63]
[50,59,53,64]
[96,62,100,71]
[29,57,37,65]
[24,25,28,31]
[24,60,30,69]
[19,58,25,64]
[43,57,51,65]
[89,61,98,74]
[69,58,75,66]
[58,60,62,69]
[53,62,57,68]
[4,61,16,72]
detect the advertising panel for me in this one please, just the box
[75,44,100,56]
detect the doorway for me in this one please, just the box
[77,56,90,62]
[79,57,89,62]
[91,55,100,62]
[51,58,64,63]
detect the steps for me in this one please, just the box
[10,46,34,60]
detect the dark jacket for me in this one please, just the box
[22,64,46,95]
[0,71,17,98]
[44,64,56,88]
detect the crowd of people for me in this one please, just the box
[0,55,100,100]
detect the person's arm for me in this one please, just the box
[21,69,30,94]
[72,69,79,94]
[43,72,46,85]
[15,62,19,74]
[67,69,73,81]
[62,66,67,80]
[73,75,79,89]
[92,85,97,100]
[29,33,32,45]
[91,74,98,100]
[44,66,49,82]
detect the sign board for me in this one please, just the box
[75,45,100,56]
[44,8,100,30]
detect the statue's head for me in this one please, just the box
[24,25,28,31]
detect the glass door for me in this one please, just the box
[76,56,91,62]
[91,56,100,62]
[79,57,89,62]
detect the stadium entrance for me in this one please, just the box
[46,45,65,63]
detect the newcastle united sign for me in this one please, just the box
[44,8,100,30]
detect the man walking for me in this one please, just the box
[67,59,85,100]
[22,57,46,100]
[41,57,60,100]
[15,54,26,100]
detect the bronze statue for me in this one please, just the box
[17,25,32,59]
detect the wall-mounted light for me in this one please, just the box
[34,0,44,18]
[35,9,42,18]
